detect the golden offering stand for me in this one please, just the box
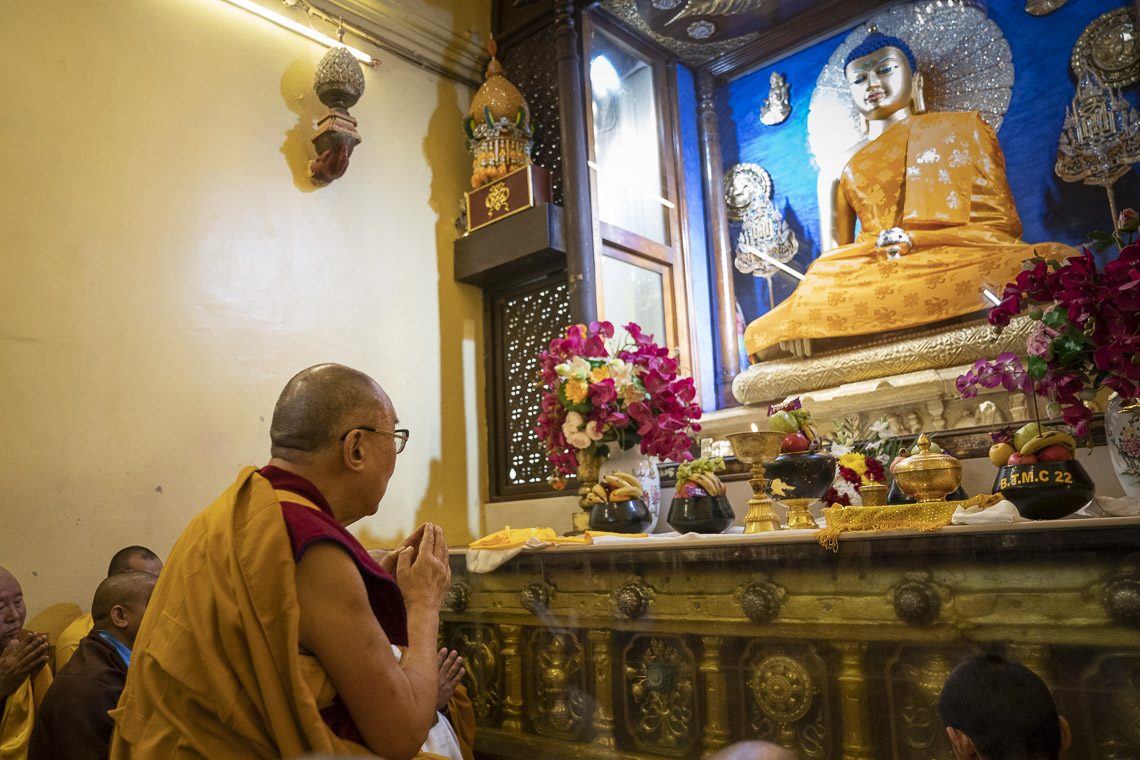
[726,431,786,533]
[783,499,816,529]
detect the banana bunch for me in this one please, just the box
[1019,430,1077,456]
[584,472,645,505]
[683,471,724,497]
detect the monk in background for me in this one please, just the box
[0,566,52,760]
[30,571,156,760]
[53,547,162,672]
[110,364,452,759]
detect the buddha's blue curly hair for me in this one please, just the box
[844,32,917,73]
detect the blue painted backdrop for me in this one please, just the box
[715,0,1140,325]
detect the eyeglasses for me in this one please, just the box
[342,426,410,454]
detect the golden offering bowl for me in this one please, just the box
[860,480,888,507]
[727,431,786,533]
[893,434,962,503]
[726,431,785,463]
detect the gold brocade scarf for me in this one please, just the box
[817,493,1004,551]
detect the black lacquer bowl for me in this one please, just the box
[589,499,652,533]
[666,495,735,534]
[762,451,837,501]
[992,460,1095,520]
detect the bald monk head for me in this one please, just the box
[268,363,403,525]
[0,567,26,648]
[0,566,50,699]
[107,546,163,577]
[91,571,156,649]
[708,741,799,760]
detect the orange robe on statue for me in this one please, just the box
[744,111,1073,357]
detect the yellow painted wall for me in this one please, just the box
[0,0,488,619]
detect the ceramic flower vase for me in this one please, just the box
[1106,396,1140,497]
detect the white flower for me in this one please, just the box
[555,356,591,381]
[562,411,603,449]
[829,442,854,456]
[606,358,636,388]
[869,418,893,440]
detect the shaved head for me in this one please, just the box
[91,571,156,625]
[707,741,799,760]
[0,566,27,644]
[270,364,390,459]
[108,546,162,577]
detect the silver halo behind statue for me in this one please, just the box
[808,0,1013,172]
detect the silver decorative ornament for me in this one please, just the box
[759,72,791,126]
[724,163,799,278]
[1070,7,1140,90]
[314,46,365,110]
[687,20,716,40]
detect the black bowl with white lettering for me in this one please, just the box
[589,499,652,534]
[992,460,1095,520]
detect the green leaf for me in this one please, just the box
[1027,355,1048,379]
[483,105,495,129]
[1042,309,1068,328]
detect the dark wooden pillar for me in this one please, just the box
[554,0,597,325]
[697,67,739,407]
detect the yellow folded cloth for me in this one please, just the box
[468,527,587,550]
[468,527,649,550]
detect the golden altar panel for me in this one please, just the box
[442,519,1140,759]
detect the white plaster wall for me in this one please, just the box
[0,0,488,618]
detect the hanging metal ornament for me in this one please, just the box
[724,163,799,279]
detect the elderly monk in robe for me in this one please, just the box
[0,566,52,760]
[745,33,1072,359]
[53,547,162,673]
[109,363,453,759]
[30,571,156,760]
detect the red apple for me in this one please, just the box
[1036,444,1074,462]
[1007,452,1038,465]
[781,431,810,453]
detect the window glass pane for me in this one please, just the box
[602,254,666,346]
[589,31,669,245]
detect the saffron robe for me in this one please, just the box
[745,111,1073,356]
[0,664,52,760]
[264,466,474,760]
[53,614,93,673]
[108,467,393,758]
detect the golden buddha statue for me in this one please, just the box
[744,33,1072,360]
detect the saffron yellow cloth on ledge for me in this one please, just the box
[466,527,648,573]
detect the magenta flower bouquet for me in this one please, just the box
[956,240,1140,433]
[534,321,701,482]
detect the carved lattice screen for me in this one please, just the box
[502,24,563,206]
[490,273,570,498]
